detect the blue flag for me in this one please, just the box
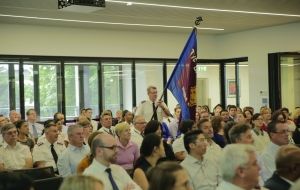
[166,28,197,121]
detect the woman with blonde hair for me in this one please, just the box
[59,175,103,190]
[115,122,139,175]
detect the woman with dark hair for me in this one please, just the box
[251,113,270,154]
[213,104,223,116]
[243,109,253,125]
[144,120,176,161]
[211,116,226,148]
[133,133,165,190]
[15,120,35,151]
[147,161,192,190]
[223,121,237,144]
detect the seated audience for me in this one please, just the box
[172,119,195,161]
[115,122,139,175]
[251,113,270,154]
[15,120,35,151]
[181,130,221,189]
[26,108,44,140]
[216,144,260,190]
[211,116,226,148]
[133,133,165,190]
[264,145,300,190]
[57,124,90,176]
[98,111,116,137]
[229,123,254,145]
[130,115,146,149]
[144,120,175,161]
[59,175,103,190]
[32,122,66,173]
[260,121,290,182]
[83,133,140,189]
[9,110,21,123]
[77,131,102,174]
[0,123,32,170]
[147,161,192,190]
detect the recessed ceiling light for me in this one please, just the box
[0,14,224,30]
[106,0,300,17]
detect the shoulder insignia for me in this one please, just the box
[57,142,63,145]
[37,142,44,146]
[141,100,146,104]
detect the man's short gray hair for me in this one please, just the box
[220,144,256,182]
[67,124,83,136]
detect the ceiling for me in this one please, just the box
[0,0,300,34]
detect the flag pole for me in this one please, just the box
[150,17,203,121]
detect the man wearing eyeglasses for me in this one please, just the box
[181,130,221,190]
[260,121,290,182]
[0,123,32,171]
[83,133,141,190]
[130,115,146,149]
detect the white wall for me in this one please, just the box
[1,21,300,112]
[216,22,300,112]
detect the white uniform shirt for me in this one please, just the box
[181,154,221,190]
[91,120,98,132]
[130,127,143,149]
[83,159,141,190]
[57,144,90,176]
[32,139,66,170]
[216,181,244,190]
[172,134,186,154]
[204,141,223,165]
[0,142,31,170]
[135,100,166,122]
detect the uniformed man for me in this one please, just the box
[0,123,32,171]
[84,108,99,132]
[130,115,146,148]
[135,85,171,122]
[57,124,90,176]
[98,111,116,137]
[32,122,65,173]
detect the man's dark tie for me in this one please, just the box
[152,102,158,121]
[105,168,119,190]
[50,144,58,164]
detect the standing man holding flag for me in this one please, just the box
[166,27,198,121]
[135,85,171,122]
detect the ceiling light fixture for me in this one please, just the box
[106,0,300,17]
[0,14,224,30]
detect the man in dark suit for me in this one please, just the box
[264,145,300,190]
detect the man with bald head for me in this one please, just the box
[83,133,141,190]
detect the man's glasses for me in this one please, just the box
[274,129,290,134]
[4,130,17,136]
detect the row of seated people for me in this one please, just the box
[0,105,300,190]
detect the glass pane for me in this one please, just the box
[196,64,220,110]
[38,64,58,120]
[65,65,80,119]
[239,63,249,108]
[225,63,236,106]
[83,64,99,118]
[0,64,9,115]
[135,63,163,105]
[281,55,300,110]
[102,62,132,114]
[15,64,20,113]
[166,63,178,114]
[23,64,34,112]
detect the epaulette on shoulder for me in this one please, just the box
[57,142,64,145]
[141,100,146,104]
[37,142,44,146]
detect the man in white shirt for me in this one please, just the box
[260,121,289,182]
[130,115,146,148]
[32,122,66,173]
[135,85,171,122]
[217,144,260,190]
[0,123,32,170]
[181,130,221,190]
[98,111,116,137]
[83,133,141,190]
[26,108,44,139]
[9,110,21,123]
[57,124,90,176]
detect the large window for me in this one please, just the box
[0,64,9,115]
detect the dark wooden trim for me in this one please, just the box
[220,62,226,108]
[132,61,136,107]
[33,64,40,115]
[235,61,240,107]
[8,63,16,110]
[19,61,25,119]
[268,53,281,111]
[163,61,168,104]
